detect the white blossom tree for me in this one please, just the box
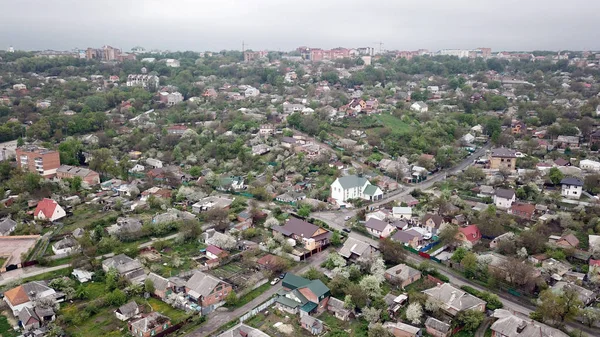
[362,306,381,323]
[359,275,382,298]
[214,234,237,250]
[369,255,386,282]
[264,217,280,228]
[406,302,423,325]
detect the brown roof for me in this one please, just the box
[4,285,30,306]
[257,254,282,266]
[559,234,579,247]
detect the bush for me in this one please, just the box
[460,285,503,310]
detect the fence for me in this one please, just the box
[239,297,276,323]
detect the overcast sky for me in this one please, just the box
[1,0,598,53]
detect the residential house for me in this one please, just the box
[16,146,60,177]
[422,214,445,234]
[364,99,379,113]
[300,315,324,335]
[327,297,353,321]
[192,196,234,213]
[491,309,568,337]
[551,282,595,306]
[282,102,306,114]
[216,323,271,337]
[145,273,171,300]
[19,306,55,331]
[366,209,392,221]
[202,229,236,248]
[206,245,229,260]
[493,188,516,209]
[252,144,271,156]
[51,237,79,255]
[424,317,451,337]
[128,312,171,337]
[140,187,172,201]
[590,130,600,146]
[275,273,331,315]
[259,124,275,136]
[116,301,139,321]
[384,263,422,288]
[202,88,218,99]
[392,207,412,219]
[391,230,421,249]
[338,237,377,261]
[0,217,17,236]
[383,321,420,337]
[541,258,572,277]
[383,293,408,318]
[145,158,163,169]
[185,271,232,313]
[410,101,428,112]
[561,177,583,199]
[330,175,383,205]
[556,233,579,249]
[56,165,100,185]
[272,218,331,253]
[102,254,145,282]
[275,191,306,204]
[579,159,600,172]
[456,225,481,248]
[365,218,395,238]
[490,232,515,249]
[106,217,143,236]
[256,254,286,270]
[422,283,486,317]
[588,259,600,283]
[511,121,526,134]
[488,148,517,171]
[126,74,159,88]
[34,198,66,222]
[377,175,400,191]
[508,203,535,220]
[3,281,62,315]
[553,135,580,149]
[218,176,245,191]
[166,125,189,135]
[554,158,571,167]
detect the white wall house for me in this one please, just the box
[330,175,383,206]
[410,101,428,113]
[244,87,260,97]
[392,207,412,219]
[561,177,583,199]
[580,159,600,172]
[365,218,395,238]
[493,189,516,209]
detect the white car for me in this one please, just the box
[270,278,280,285]
[344,215,352,221]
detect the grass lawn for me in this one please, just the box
[226,283,271,309]
[18,267,73,283]
[60,206,119,234]
[319,312,368,337]
[138,297,189,323]
[376,114,411,134]
[0,315,19,337]
[0,257,6,267]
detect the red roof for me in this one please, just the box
[206,245,225,256]
[590,259,600,267]
[458,225,481,242]
[34,198,58,218]
[257,254,281,266]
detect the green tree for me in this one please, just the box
[456,309,485,331]
[298,204,311,218]
[144,278,155,294]
[534,287,582,325]
[85,95,108,111]
[461,252,479,279]
[71,176,82,192]
[548,167,564,185]
[225,291,238,307]
[330,231,342,247]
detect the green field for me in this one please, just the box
[0,315,19,337]
[376,114,412,134]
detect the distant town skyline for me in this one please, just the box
[1,0,599,52]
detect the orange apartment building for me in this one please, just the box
[56,165,100,185]
[15,146,60,178]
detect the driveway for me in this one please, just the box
[186,251,329,337]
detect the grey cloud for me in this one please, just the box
[0,0,598,52]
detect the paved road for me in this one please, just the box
[0,264,71,286]
[187,251,329,337]
[313,143,492,230]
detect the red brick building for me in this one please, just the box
[16,146,60,178]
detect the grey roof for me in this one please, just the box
[423,214,444,227]
[53,237,78,250]
[57,165,96,177]
[495,188,515,199]
[365,218,390,231]
[385,263,421,280]
[425,317,450,333]
[491,148,517,158]
[405,229,424,240]
[336,175,368,189]
[423,283,486,313]
[186,271,225,298]
[551,282,595,304]
[103,254,143,275]
[339,237,373,258]
[18,306,39,324]
[0,217,16,234]
[560,177,583,186]
[129,312,169,333]
[217,323,272,337]
[392,230,418,243]
[300,315,323,331]
[146,272,170,292]
[117,301,138,316]
[491,309,568,337]
[383,321,420,334]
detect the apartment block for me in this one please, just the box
[15,146,60,177]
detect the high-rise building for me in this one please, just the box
[15,146,61,177]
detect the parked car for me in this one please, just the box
[344,215,352,221]
[270,278,280,285]
[279,273,286,279]
[343,228,351,233]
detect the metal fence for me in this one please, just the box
[239,297,276,323]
